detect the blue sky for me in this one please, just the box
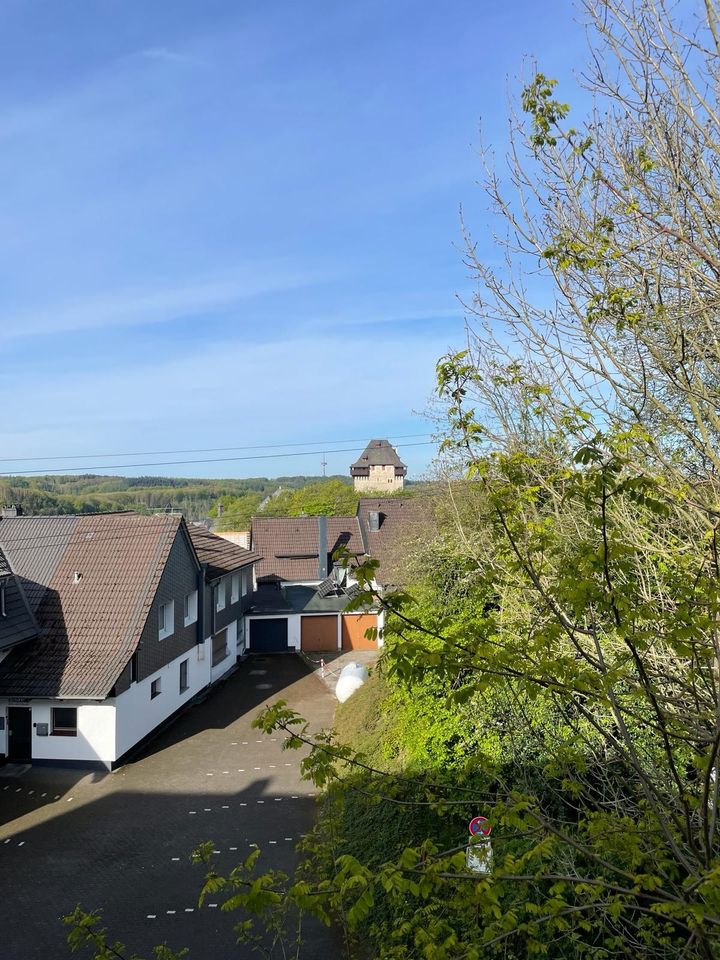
[0,0,584,480]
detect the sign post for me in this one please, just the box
[466,816,493,875]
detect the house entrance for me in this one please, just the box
[7,707,32,761]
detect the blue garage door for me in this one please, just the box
[249,618,289,652]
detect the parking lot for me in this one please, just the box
[0,656,337,960]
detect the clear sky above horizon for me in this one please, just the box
[0,0,584,481]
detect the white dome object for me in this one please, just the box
[335,663,369,702]
[339,661,368,678]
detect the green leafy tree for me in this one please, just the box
[261,478,360,517]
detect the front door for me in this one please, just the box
[7,707,31,761]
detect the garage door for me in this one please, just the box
[341,614,378,650]
[249,618,289,653]
[301,615,338,652]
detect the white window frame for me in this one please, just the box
[183,590,198,627]
[231,574,240,604]
[242,571,249,597]
[216,579,226,613]
[158,600,174,640]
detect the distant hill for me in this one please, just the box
[0,473,430,525]
[0,474,350,522]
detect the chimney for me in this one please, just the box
[317,516,328,580]
[1,504,22,518]
[368,510,381,532]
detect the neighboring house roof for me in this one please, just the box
[0,546,39,651]
[0,512,182,699]
[351,439,407,475]
[187,523,260,581]
[357,497,432,586]
[251,516,364,581]
[250,582,361,616]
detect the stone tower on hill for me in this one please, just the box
[350,439,407,493]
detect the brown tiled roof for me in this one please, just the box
[357,497,433,586]
[0,512,181,699]
[251,516,364,581]
[187,523,260,581]
[351,439,407,472]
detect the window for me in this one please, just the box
[51,707,77,736]
[0,582,5,617]
[151,678,161,699]
[158,600,174,640]
[216,579,226,613]
[184,590,198,627]
[212,628,228,667]
[242,572,249,597]
[179,659,189,693]
[231,574,240,604]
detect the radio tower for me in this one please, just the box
[321,453,327,477]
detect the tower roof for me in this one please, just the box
[350,439,407,470]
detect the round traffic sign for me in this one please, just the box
[468,816,491,837]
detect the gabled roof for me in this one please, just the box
[351,439,407,470]
[0,512,183,699]
[187,523,260,581]
[357,497,433,586]
[251,516,364,582]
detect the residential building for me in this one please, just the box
[247,499,431,654]
[0,512,258,769]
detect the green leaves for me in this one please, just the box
[521,74,570,149]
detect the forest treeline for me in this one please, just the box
[0,473,347,521]
[0,474,421,524]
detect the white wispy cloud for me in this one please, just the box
[137,46,206,67]
[0,264,332,339]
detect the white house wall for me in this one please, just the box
[0,699,116,766]
[116,637,204,760]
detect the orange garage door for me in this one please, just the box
[301,615,338,652]
[341,614,378,650]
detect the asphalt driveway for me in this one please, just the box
[0,655,337,960]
